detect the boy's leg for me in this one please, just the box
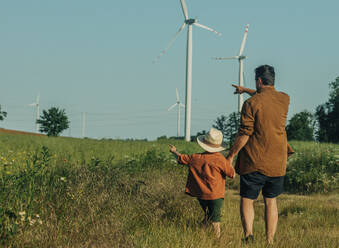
[207,198,223,238]
[212,222,220,238]
[197,199,208,225]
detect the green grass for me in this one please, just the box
[0,133,338,247]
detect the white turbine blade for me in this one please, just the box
[238,24,250,56]
[153,23,186,63]
[36,93,40,105]
[214,56,239,60]
[193,23,222,36]
[168,103,178,111]
[28,103,36,106]
[180,103,185,108]
[176,88,179,102]
[180,0,189,20]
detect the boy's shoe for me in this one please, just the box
[241,235,254,245]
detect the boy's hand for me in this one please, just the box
[169,144,177,153]
[230,169,236,179]
[232,84,245,94]
[226,156,236,179]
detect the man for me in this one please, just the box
[226,65,291,244]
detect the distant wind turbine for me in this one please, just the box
[154,0,221,141]
[215,24,250,113]
[168,88,185,137]
[29,93,40,133]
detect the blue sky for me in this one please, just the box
[0,0,338,140]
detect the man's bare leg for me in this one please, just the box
[240,197,254,237]
[264,197,278,244]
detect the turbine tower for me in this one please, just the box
[168,88,185,137]
[215,24,250,113]
[154,0,221,141]
[29,93,40,133]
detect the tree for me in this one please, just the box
[213,112,240,146]
[37,107,70,137]
[286,111,314,141]
[0,105,7,121]
[315,77,339,142]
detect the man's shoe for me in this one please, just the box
[242,235,254,245]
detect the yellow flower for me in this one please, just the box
[19,211,26,216]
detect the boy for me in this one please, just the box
[169,128,235,238]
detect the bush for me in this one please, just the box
[285,145,339,193]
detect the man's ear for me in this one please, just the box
[258,77,263,84]
[257,77,263,87]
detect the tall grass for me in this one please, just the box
[0,133,338,247]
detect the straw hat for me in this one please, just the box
[197,128,226,153]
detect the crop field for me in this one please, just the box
[0,133,338,247]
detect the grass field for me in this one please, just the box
[0,133,338,247]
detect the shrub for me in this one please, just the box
[285,145,339,193]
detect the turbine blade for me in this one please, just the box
[36,93,40,105]
[176,88,179,102]
[180,0,189,20]
[238,24,249,56]
[168,103,178,111]
[153,23,186,63]
[193,22,222,36]
[214,56,239,60]
[28,103,36,106]
[180,103,185,108]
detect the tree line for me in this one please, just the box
[0,77,338,141]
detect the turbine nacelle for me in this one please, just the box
[185,19,197,25]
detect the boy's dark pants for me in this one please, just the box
[198,198,223,222]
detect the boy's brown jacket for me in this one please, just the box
[178,152,235,200]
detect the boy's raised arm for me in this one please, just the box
[169,144,181,157]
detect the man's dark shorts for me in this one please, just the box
[240,171,284,199]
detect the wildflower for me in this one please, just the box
[18,211,26,216]
[60,177,66,182]
[38,220,43,225]
[29,217,36,226]
[36,214,40,218]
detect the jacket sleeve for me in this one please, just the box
[177,154,192,166]
[238,100,255,136]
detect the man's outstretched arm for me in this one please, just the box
[232,84,256,96]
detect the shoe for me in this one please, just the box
[242,235,254,245]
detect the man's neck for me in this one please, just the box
[257,85,275,92]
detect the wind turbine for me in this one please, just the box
[168,88,185,137]
[29,93,40,133]
[215,24,250,113]
[154,0,221,141]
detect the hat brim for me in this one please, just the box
[197,135,227,153]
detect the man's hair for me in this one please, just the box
[255,65,275,85]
